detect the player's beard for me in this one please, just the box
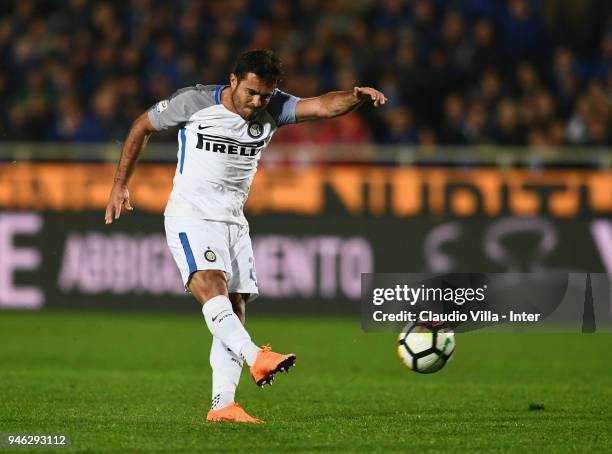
[243,108,257,120]
[232,93,258,120]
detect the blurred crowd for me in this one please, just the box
[0,0,611,147]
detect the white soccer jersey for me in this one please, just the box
[148,84,300,224]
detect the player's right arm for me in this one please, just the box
[104,112,157,224]
[104,85,216,224]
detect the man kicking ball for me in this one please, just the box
[104,49,386,423]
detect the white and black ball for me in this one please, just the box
[397,322,456,373]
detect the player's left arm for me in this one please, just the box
[295,87,386,122]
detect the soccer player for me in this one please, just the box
[104,49,386,423]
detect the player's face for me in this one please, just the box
[230,73,276,120]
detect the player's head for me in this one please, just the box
[230,49,284,120]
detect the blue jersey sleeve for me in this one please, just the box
[267,89,300,127]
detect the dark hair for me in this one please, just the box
[232,49,284,83]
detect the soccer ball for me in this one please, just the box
[397,322,456,373]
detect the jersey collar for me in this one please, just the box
[215,85,229,104]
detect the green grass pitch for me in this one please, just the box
[1,311,611,453]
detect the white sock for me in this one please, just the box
[202,295,260,366]
[210,337,242,409]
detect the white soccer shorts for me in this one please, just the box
[164,216,259,301]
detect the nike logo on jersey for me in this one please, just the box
[198,125,213,130]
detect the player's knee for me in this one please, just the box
[229,293,247,324]
[188,270,228,304]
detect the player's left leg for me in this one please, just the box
[206,292,264,423]
[209,293,247,411]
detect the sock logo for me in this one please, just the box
[212,310,231,322]
[231,357,243,367]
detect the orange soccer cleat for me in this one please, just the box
[250,344,296,387]
[206,402,263,424]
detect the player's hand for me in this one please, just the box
[104,181,133,224]
[354,87,387,107]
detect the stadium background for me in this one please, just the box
[1,0,611,312]
[1,1,612,452]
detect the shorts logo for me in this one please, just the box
[156,99,169,113]
[204,249,217,262]
[247,121,263,138]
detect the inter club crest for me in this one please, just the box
[247,121,263,138]
[204,249,217,262]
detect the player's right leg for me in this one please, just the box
[227,225,296,387]
[188,270,261,368]
[191,270,290,423]
[164,217,260,365]
[164,217,293,423]
[192,273,296,387]
[164,217,261,422]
